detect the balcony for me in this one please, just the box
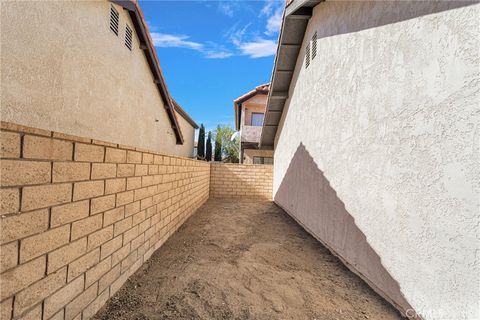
[241,125,262,143]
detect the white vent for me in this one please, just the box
[305,43,310,68]
[110,6,119,36]
[312,31,317,60]
[125,25,133,50]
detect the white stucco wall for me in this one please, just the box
[1,1,193,157]
[274,2,479,319]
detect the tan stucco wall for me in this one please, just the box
[1,1,193,158]
[174,113,195,158]
[243,149,273,164]
[273,2,479,319]
[242,96,266,126]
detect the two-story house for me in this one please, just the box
[234,84,274,164]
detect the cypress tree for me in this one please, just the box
[206,131,212,162]
[214,126,222,162]
[197,124,205,160]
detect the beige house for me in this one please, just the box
[234,84,273,164]
[261,0,479,319]
[1,0,197,158]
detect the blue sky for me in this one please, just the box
[139,0,283,134]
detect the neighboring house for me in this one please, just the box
[261,1,479,319]
[1,0,197,158]
[234,84,274,164]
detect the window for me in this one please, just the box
[253,157,273,165]
[251,113,264,126]
[110,6,119,36]
[125,25,133,50]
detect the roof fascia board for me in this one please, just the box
[285,0,311,16]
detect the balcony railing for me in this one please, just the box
[241,125,262,143]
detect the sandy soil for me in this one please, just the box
[93,200,402,320]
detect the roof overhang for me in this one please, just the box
[110,0,184,144]
[260,0,323,149]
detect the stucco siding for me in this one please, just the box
[273,2,479,319]
[174,114,195,158]
[1,1,192,157]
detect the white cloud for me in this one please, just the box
[265,7,283,35]
[260,0,283,35]
[150,33,203,50]
[150,32,232,59]
[217,1,235,17]
[226,23,251,46]
[238,39,277,58]
[205,51,233,59]
[225,23,277,58]
[260,0,277,16]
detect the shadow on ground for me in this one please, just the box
[93,199,402,320]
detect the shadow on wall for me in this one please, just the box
[274,143,414,317]
[314,1,476,40]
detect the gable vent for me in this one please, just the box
[125,25,133,50]
[305,42,310,69]
[110,6,119,36]
[312,31,317,60]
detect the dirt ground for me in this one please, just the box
[94,200,402,320]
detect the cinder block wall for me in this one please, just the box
[0,122,210,320]
[210,163,273,200]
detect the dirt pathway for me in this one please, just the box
[94,200,402,320]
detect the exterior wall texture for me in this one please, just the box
[175,114,196,158]
[0,122,210,320]
[242,96,267,127]
[1,1,194,158]
[273,2,479,319]
[210,164,273,200]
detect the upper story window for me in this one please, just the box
[251,112,264,126]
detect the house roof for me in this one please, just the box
[172,99,199,129]
[110,0,185,144]
[259,0,323,148]
[234,83,270,131]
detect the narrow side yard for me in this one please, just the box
[93,200,401,320]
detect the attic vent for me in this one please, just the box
[110,6,119,35]
[125,25,133,50]
[312,31,317,60]
[305,42,310,69]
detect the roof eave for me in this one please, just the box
[259,0,323,149]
